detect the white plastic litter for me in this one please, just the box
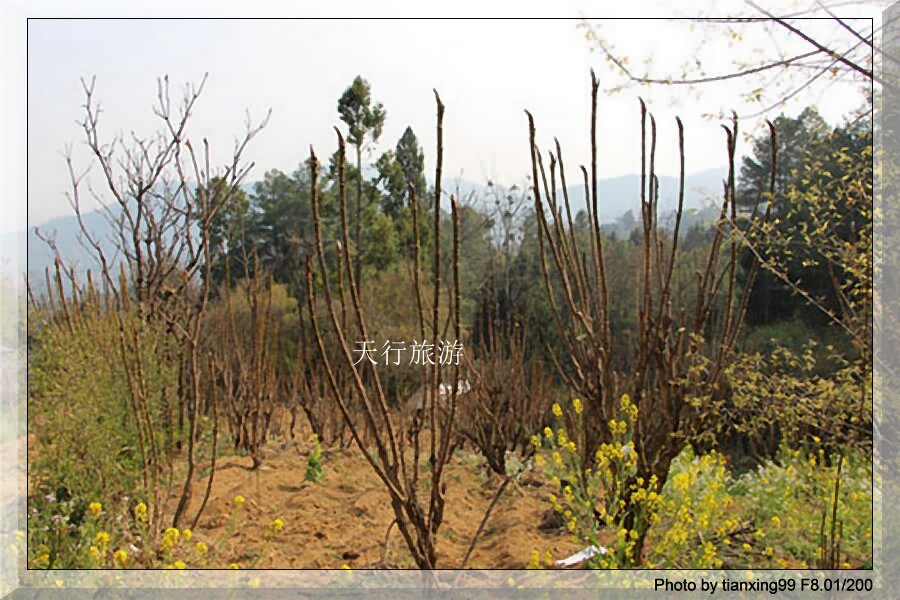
[554,544,608,568]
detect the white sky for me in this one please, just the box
[2,1,884,235]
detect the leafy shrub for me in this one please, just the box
[648,447,749,568]
[532,394,663,568]
[304,434,326,483]
[28,308,176,514]
[730,444,872,568]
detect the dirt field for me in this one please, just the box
[179,439,583,569]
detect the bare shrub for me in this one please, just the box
[36,75,268,532]
[526,70,774,559]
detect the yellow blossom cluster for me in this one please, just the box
[161,527,180,550]
[532,393,662,569]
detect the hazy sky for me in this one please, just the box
[8,3,881,236]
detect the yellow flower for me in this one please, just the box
[94,531,110,550]
[270,518,285,534]
[166,527,180,543]
[161,527,180,550]
[88,502,102,517]
[113,549,128,566]
[234,495,246,507]
[229,563,240,569]
[340,564,351,571]
[88,546,101,560]
[552,403,562,418]
[182,529,193,542]
[764,547,774,556]
[742,543,752,551]
[172,560,186,570]
[134,502,148,523]
[195,541,208,556]
[572,398,583,414]
[530,434,541,448]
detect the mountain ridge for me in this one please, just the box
[9,167,728,286]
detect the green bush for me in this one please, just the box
[729,444,872,568]
[28,308,177,567]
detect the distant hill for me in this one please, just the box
[441,167,728,221]
[560,167,728,222]
[15,167,728,294]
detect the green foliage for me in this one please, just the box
[730,446,872,568]
[28,309,175,505]
[28,306,179,569]
[361,209,400,270]
[532,395,664,568]
[304,434,326,484]
[203,178,250,286]
[27,495,146,569]
[737,106,872,359]
[247,165,338,290]
[395,126,427,201]
[531,386,871,569]
[204,280,299,372]
[374,150,408,218]
[719,345,871,459]
[648,447,737,569]
[740,318,856,373]
[337,75,386,150]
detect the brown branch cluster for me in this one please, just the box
[527,70,775,560]
[34,74,269,533]
[303,91,463,569]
